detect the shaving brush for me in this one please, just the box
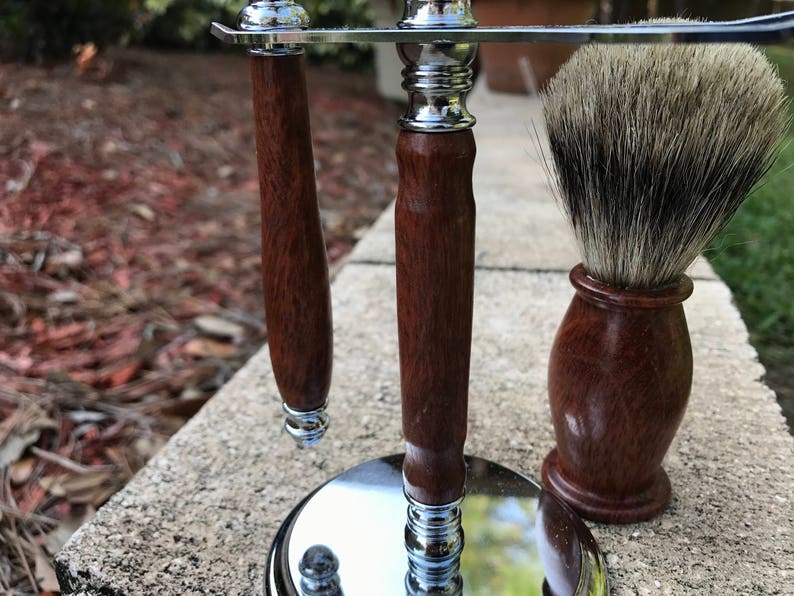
[540,38,787,523]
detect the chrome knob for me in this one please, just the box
[299,544,342,596]
[237,1,309,55]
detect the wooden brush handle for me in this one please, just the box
[396,130,476,506]
[543,265,693,523]
[250,54,332,414]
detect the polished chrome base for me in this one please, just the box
[266,454,608,595]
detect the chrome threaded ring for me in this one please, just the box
[283,401,330,446]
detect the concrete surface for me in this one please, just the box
[57,86,793,595]
[350,95,717,280]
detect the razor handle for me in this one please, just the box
[250,52,333,445]
[396,130,476,505]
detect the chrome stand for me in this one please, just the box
[226,3,611,595]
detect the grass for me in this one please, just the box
[705,42,794,432]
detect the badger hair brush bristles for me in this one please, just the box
[542,34,788,290]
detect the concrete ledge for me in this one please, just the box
[350,94,717,281]
[58,87,794,595]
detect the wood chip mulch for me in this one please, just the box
[0,47,401,594]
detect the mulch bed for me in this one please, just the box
[0,47,401,593]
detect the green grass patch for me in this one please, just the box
[706,42,794,430]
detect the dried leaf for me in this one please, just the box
[132,435,168,462]
[66,410,107,424]
[59,472,112,493]
[129,203,155,221]
[34,546,59,592]
[216,165,235,178]
[112,267,131,289]
[63,472,115,505]
[183,338,237,358]
[193,315,244,341]
[28,139,54,161]
[153,395,210,419]
[97,359,143,388]
[38,475,68,497]
[74,42,98,71]
[39,472,115,505]
[0,404,57,440]
[0,429,41,468]
[45,506,96,554]
[0,350,35,374]
[38,321,91,348]
[49,289,79,304]
[10,457,36,485]
[45,249,83,272]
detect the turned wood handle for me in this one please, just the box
[250,54,332,414]
[396,130,476,506]
[543,265,693,523]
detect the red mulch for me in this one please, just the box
[0,47,400,593]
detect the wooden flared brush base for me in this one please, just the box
[542,448,672,524]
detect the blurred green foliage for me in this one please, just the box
[0,0,134,62]
[656,0,773,20]
[459,495,545,595]
[300,0,373,69]
[0,0,373,68]
[138,0,240,50]
[707,43,794,430]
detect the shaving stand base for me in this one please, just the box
[266,454,608,595]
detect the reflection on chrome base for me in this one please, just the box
[265,454,608,595]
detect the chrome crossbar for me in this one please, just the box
[211,10,794,46]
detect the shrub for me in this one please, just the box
[0,0,133,62]
[655,0,773,20]
[142,0,373,69]
[0,0,374,70]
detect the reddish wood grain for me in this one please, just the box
[250,54,332,412]
[542,264,694,523]
[396,130,476,506]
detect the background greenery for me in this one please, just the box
[0,0,135,61]
[0,0,373,68]
[655,0,773,20]
[706,43,794,431]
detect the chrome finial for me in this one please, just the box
[283,401,330,447]
[237,1,310,56]
[397,0,477,131]
[399,0,477,29]
[298,544,342,596]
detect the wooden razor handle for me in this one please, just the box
[396,130,476,505]
[250,54,332,419]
